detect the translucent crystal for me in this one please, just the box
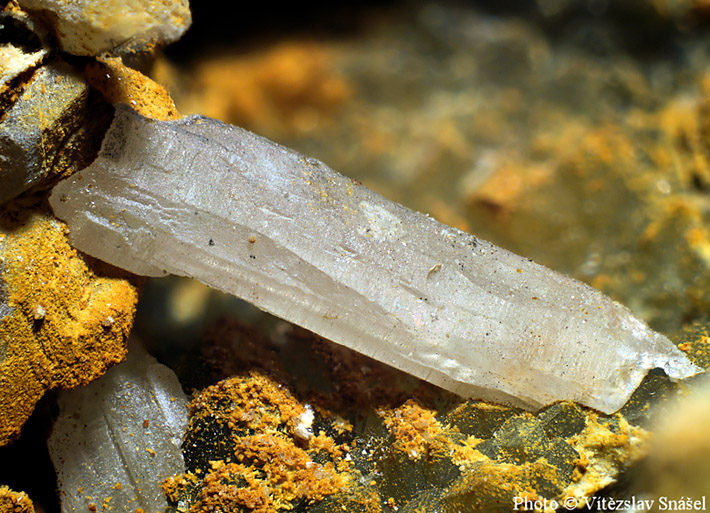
[48,338,188,512]
[49,106,701,413]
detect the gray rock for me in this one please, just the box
[0,60,88,204]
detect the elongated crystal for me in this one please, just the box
[49,106,701,413]
[48,338,188,512]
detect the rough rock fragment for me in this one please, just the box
[16,0,191,56]
[0,2,49,91]
[85,56,181,121]
[0,206,139,446]
[0,59,88,204]
[48,338,188,513]
[50,106,701,414]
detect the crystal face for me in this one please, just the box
[49,106,701,413]
[48,339,188,512]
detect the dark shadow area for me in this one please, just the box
[0,393,60,513]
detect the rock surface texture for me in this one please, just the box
[0,60,88,204]
[16,0,191,55]
[0,206,139,446]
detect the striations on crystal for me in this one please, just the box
[49,106,702,414]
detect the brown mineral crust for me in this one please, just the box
[307,328,445,411]
[200,317,289,385]
[199,320,438,415]
[85,56,181,121]
[0,485,34,513]
[0,206,140,446]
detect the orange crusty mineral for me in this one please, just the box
[0,206,139,445]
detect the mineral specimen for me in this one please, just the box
[0,60,88,204]
[164,324,655,513]
[0,485,34,513]
[48,338,188,513]
[0,205,139,446]
[0,3,49,90]
[165,372,349,512]
[49,106,701,414]
[16,0,191,56]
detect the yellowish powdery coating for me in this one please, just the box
[379,399,446,461]
[85,56,181,121]
[187,458,345,513]
[0,485,34,513]
[561,412,650,504]
[167,373,352,512]
[188,371,309,436]
[0,207,139,446]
